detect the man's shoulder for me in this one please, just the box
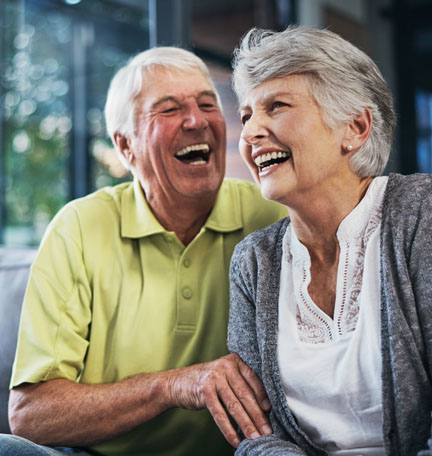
[58,181,132,220]
[71,181,132,210]
[221,177,262,199]
[44,181,133,242]
[221,178,287,222]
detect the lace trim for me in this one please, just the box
[286,184,385,344]
[297,263,333,344]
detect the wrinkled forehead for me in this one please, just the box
[140,65,222,107]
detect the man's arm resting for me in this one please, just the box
[9,353,272,448]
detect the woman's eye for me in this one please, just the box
[271,101,286,110]
[241,114,251,125]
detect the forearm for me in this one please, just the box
[9,372,173,447]
[9,354,272,448]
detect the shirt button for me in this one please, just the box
[183,288,192,299]
[183,259,191,268]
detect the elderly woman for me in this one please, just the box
[228,26,432,456]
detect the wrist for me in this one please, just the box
[152,370,178,410]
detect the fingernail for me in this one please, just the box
[262,399,271,410]
[251,432,260,439]
[233,438,241,447]
[262,424,272,435]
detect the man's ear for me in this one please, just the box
[113,133,135,165]
[342,107,373,153]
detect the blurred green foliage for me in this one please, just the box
[1,0,148,245]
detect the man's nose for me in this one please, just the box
[182,104,209,130]
[240,113,268,145]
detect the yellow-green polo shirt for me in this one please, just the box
[11,178,287,456]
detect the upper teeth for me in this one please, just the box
[254,151,289,167]
[175,143,210,157]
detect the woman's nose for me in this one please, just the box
[240,113,268,145]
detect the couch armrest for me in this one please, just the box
[0,247,38,434]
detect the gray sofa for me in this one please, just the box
[0,246,38,434]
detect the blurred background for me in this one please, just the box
[0,0,431,246]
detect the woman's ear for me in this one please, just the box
[342,107,373,153]
[113,133,135,165]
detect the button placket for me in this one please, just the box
[182,287,192,299]
[177,247,198,329]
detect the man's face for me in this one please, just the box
[128,67,226,206]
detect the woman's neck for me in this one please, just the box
[289,176,373,259]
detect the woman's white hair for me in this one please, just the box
[232,26,396,177]
[104,47,219,171]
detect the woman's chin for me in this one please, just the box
[260,183,290,205]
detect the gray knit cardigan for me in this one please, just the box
[228,174,432,456]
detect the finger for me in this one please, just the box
[205,389,242,447]
[225,373,273,437]
[238,360,271,412]
[217,380,264,440]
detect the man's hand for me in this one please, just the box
[165,353,272,447]
[9,355,271,448]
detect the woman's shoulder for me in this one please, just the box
[387,173,432,204]
[384,173,432,225]
[233,217,290,260]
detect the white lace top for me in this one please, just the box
[278,176,388,455]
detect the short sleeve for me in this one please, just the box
[10,204,92,387]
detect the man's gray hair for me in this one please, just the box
[232,26,396,177]
[105,47,218,171]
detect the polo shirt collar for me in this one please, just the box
[121,178,166,238]
[203,180,243,233]
[121,178,243,239]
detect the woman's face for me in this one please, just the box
[239,74,353,207]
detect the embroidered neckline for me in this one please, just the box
[282,177,388,344]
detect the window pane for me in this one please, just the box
[1,0,150,246]
[416,90,432,172]
[403,0,432,4]
[79,0,149,189]
[87,41,140,189]
[2,0,72,245]
[415,28,432,56]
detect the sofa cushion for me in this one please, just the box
[0,247,37,434]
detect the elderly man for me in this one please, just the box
[2,47,286,456]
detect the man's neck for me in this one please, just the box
[145,190,218,246]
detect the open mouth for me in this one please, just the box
[254,150,291,170]
[174,143,210,166]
